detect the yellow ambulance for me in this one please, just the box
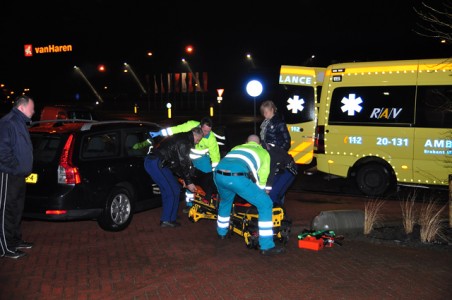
[314,58,452,196]
[277,65,325,164]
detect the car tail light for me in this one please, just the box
[46,210,67,215]
[58,134,81,184]
[314,125,325,154]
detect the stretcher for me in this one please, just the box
[187,186,219,222]
[187,185,291,249]
[228,200,292,249]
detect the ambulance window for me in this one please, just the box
[329,86,415,126]
[277,85,316,124]
[416,85,452,128]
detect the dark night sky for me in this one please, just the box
[1,0,450,113]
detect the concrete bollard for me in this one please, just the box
[311,209,365,235]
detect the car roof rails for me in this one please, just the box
[80,120,161,131]
[30,119,97,127]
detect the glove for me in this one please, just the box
[286,160,298,176]
[149,131,162,138]
[132,140,151,150]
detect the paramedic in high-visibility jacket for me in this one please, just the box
[214,134,286,256]
[149,117,221,210]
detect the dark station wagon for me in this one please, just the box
[24,120,163,231]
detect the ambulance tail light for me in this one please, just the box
[314,125,325,154]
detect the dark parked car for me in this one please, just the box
[24,120,163,231]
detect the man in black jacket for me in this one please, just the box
[0,95,35,259]
[144,127,203,227]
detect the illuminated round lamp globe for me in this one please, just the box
[166,103,172,109]
[246,80,263,97]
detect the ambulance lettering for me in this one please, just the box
[370,108,403,119]
[423,139,452,155]
[279,75,313,85]
[424,139,452,148]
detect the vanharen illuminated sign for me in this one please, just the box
[24,44,73,57]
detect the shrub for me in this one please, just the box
[364,199,385,235]
[419,198,446,243]
[400,190,417,235]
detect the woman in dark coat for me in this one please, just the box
[259,100,296,206]
[259,100,291,151]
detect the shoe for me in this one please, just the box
[2,250,27,259]
[15,240,33,250]
[218,234,227,240]
[182,207,191,213]
[259,246,286,256]
[160,221,181,228]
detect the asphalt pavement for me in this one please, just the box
[1,183,451,299]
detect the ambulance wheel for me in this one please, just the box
[356,163,394,196]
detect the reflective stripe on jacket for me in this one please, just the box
[163,120,220,167]
[224,141,270,189]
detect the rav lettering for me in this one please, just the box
[370,108,403,119]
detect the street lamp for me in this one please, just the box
[123,63,146,94]
[74,66,103,103]
[124,62,147,112]
[246,80,263,134]
[245,53,256,69]
[185,45,194,54]
[97,64,106,72]
[181,58,200,89]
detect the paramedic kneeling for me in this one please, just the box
[214,134,285,255]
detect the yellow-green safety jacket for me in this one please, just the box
[161,120,221,171]
[224,141,271,190]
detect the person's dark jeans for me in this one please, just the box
[269,170,296,206]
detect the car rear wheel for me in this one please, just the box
[98,187,133,232]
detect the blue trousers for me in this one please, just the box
[214,170,275,250]
[269,170,296,206]
[144,157,181,222]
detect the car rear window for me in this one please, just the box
[81,132,119,159]
[31,134,63,163]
